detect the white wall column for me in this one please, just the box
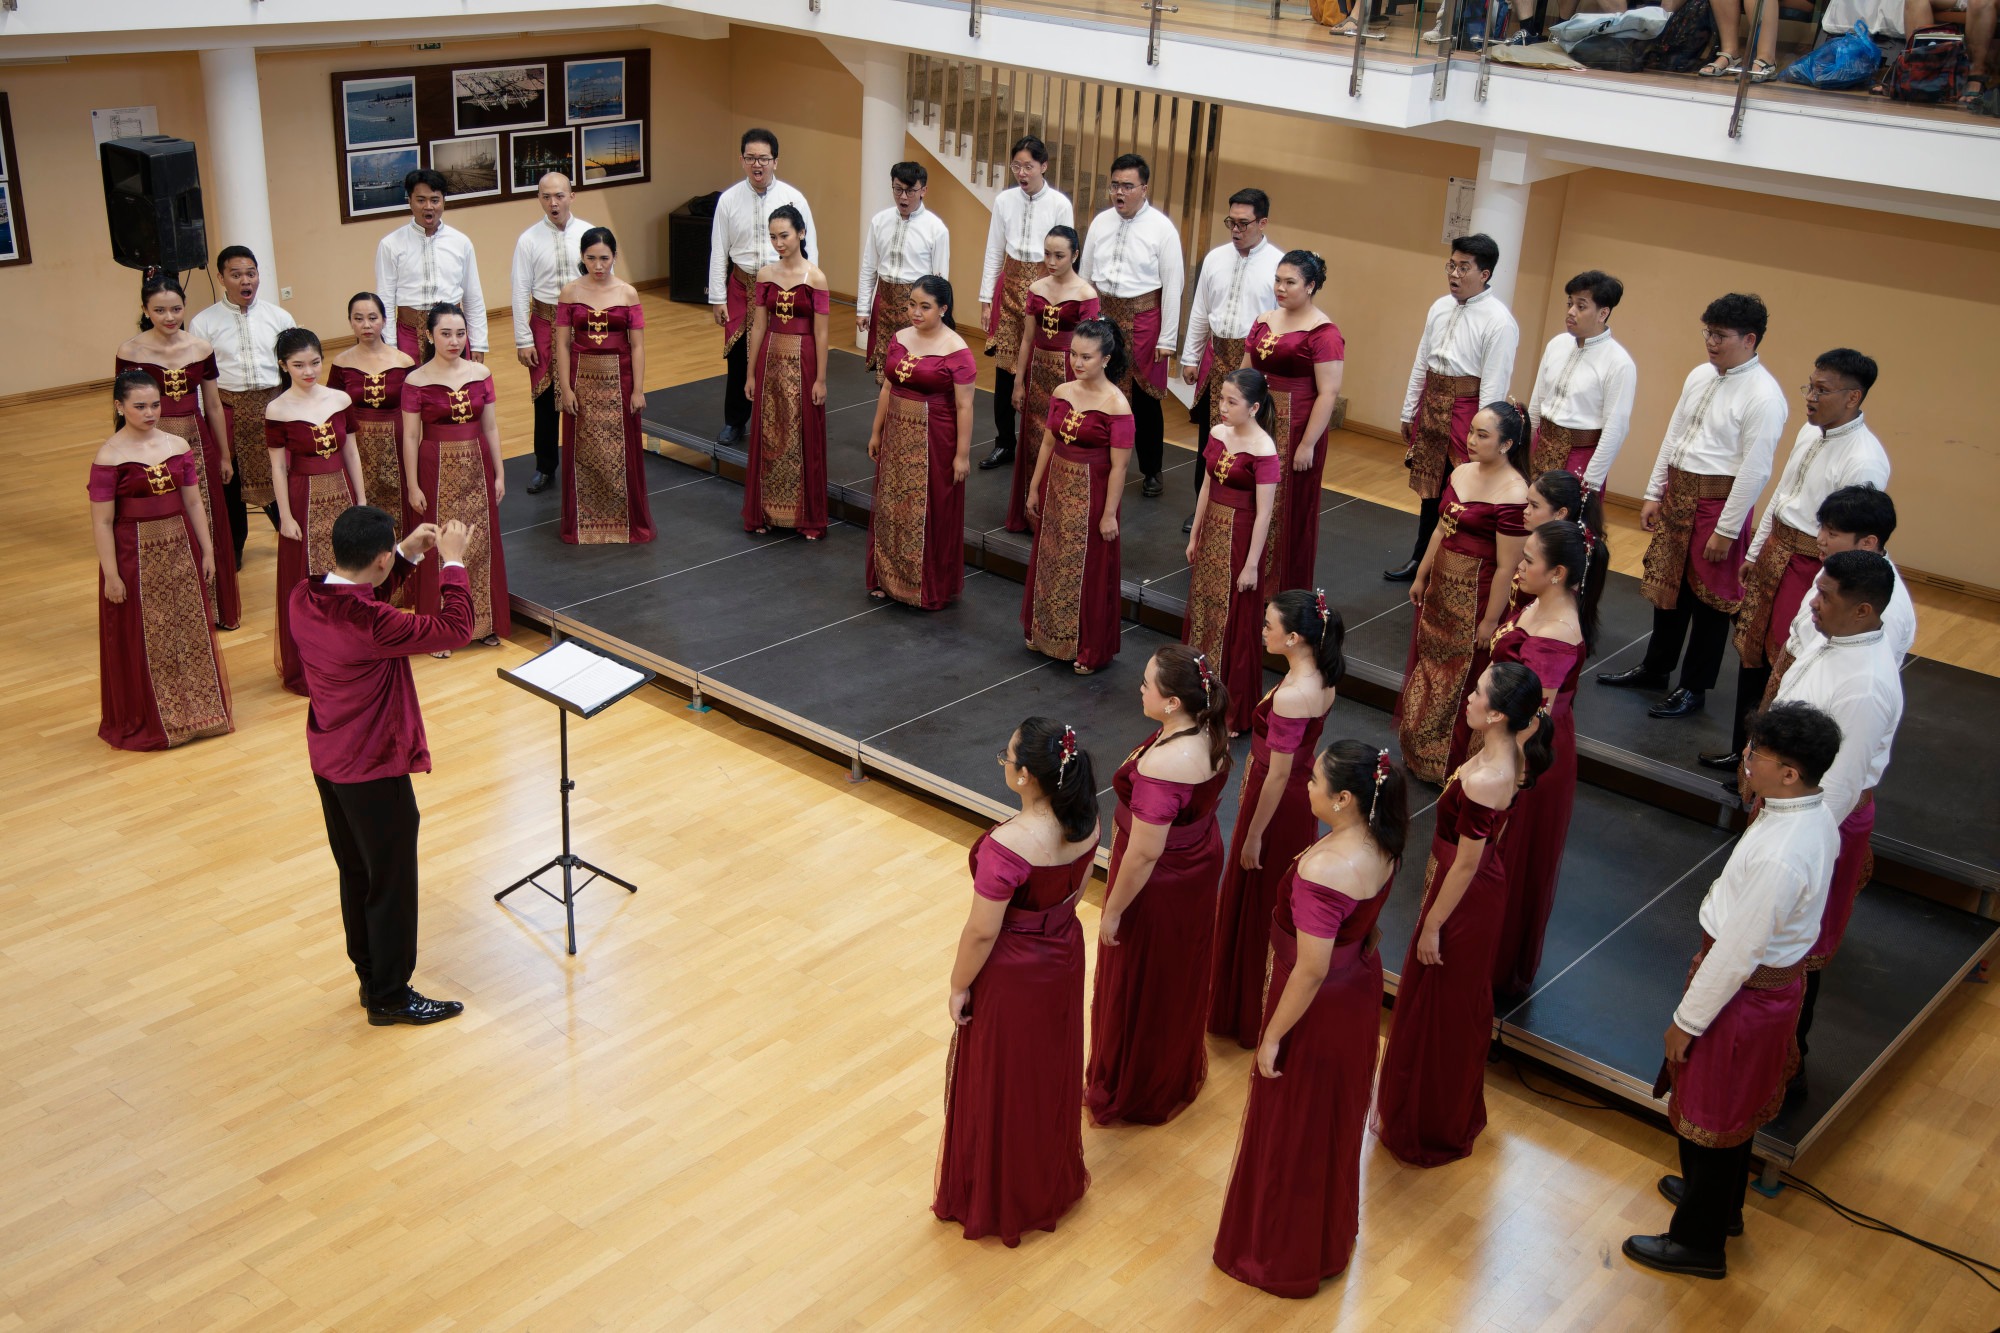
[855,46,905,348]
[1468,144,1530,311]
[199,46,278,296]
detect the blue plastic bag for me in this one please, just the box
[1781,21,1883,89]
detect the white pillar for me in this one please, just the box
[200,46,278,296]
[1468,142,1530,311]
[856,47,904,349]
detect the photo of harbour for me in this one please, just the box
[580,120,643,184]
[432,134,501,199]
[342,76,416,147]
[452,64,548,135]
[565,58,626,125]
[510,129,575,193]
[346,145,421,216]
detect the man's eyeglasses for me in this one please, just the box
[1108,181,1142,193]
[1446,261,1479,276]
[1702,327,1741,343]
[1223,217,1259,232]
[1800,382,1853,400]
[742,154,775,166]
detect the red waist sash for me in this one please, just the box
[1269,918,1368,971]
[425,422,485,442]
[118,493,191,522]
[1002,882,1089,935]
[288,453,347,477]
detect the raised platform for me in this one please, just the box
[496,352,1996,1173]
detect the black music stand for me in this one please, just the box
[496,639,656,954]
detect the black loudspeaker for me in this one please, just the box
[667,193,720,305]
[100,135,208,273]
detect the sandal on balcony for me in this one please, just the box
[1962,75,1991,107]
[1698,52,1738,77]
[1748,58,1778,83]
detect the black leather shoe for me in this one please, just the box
[1656,1177,1743,1236]
[1648,688,1706,719]
[262,501,282,531]
[978,445,1014,470]
[1182,512,1196,534]
[1622,1232,1726,1279]
[367,990,464,1026]
[1141,474,1164,498]
[525,471,552,495]
[716,424,744,446]
[1597,665,1670,690]
[1697,750,1742,771]
[1717,773,1744,800]
[1382,559,1419,582]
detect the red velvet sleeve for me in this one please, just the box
[399,381,422,415]
[971,836,1030,903]
[478,375,497,407]
[947,348,979,384]
[1497,502,1529,537]
[1202,433,1225,472]
[199,355,219,382]
[264,420,287,451]
[556,301,579,328]
[1312,322,1346,363]
[754,282,774,307]
[1126,773,1191,827]
[1457,794,1505,841]
[1046,395,1069,433]
[1518,635,1579,690]
[628,303,647,328]
[1024,293,1047,324]
[1251,452,1284,485]
[1264,710,1312,756]
[1107,413,1135,451]
[169,450,199,486]
[86,464,119,502]
[1290,873,1358,940]
[1079,297,1101,320]
[811,288,831,315]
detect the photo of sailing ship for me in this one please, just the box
[431,135,501,200]
[564,58,626,125]
[343,76,417,147]
[510,129,576,193]
[346,145,421,217]
[451,63,548,135]
[580,120,643,184]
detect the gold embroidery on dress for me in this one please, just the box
[161,367,190,400]
[361,373,388,410]
[585,307,611,346]
[142,462,177,495]
[1057,402,1081,447]
[309,421,339,459]
[892,349,915,384]
[1039,300,1063,338]
[446,385,476,425]
[1255,325,1279,358]
[1438,498,1466,540]
[774,288,797,323]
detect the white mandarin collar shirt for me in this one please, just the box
[1775,625,1904,825]
[1526,329,1638,492]
[979,183,1074,302]
[1643,356,1789,538]
[510,214,595,347]
[1079,202,1186,350]
[375,221,489,352]
[857,204,951,315]
[1677,792,1838,1036]
[1399,287,1519,424]
[188,297,298,393]
[1749,415,1891,557]
[1784,553,1916,666]
[706,179,817,304]
[1180,238,1282,367]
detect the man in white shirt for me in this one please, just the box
[376,169,488,366]
[509,173,594,495]
[1079,153,1184,497]
[708,128,816,446]
[1626,700,1840,1280]
[1600,293,1787,720]
[1703,352,1891,770]
[1526,270,1636,492]
[857,161,951,385]
[1775,487,1917,675]
[1178,187,1279,532]
[1386,234,1518,580]
[978,135,1073,471]
[189,243,298,562]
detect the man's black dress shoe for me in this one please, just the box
[978,445,1014,470]
[1597,665,1669,690]
[1717,773,1745,800]
[1183,512,1196,534]
[525,471,552,495]
[1141,474,1163,498]
[262,501,282,531]
[367,991,464,1026]
[716,424,744,446]
[1382,559,1419,583]
[1648,688,1705,719]
[1622,1233,1726,1279]
[1697,750,1742,771]
[1656,1176,1743,1236]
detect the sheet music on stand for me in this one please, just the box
[501,640,653,717]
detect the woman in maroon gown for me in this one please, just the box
[1209,589,1344,1048]
[402,303,509,652]
[266,328,363,696]
[91,371,233,750]
[1214,740,1408,1296]
[1184,369,1281,735]
[866,275,976,610]
[1021,319,1131,674]
[742,206,829,540]
[1395,402,1530,783]
[330,292,415,542]
[1007,225,1098,534]
[935,717,1101,1246]
[1087,646,1232,1126]
[557,227,655,545]
[1245,251,1345,593]
[116,272,240,631]
[1374,662,1552,1167]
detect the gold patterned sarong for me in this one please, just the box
[155,415,219,612]
[352,417,403,537]
[872,397,931,605]
[436,439,495,636]
[1261,389,1294,584]
[1530,420,1601,478]
[135,516,231,747]
[1641,468,1739,614]
[721,265,758,355]
[755,333,806,527]
[396,306,435,364]
[1203,336,1246,415]
[985,256,1037,364]
[1184,506,1238,665]
[219,386,277,508]
[1408,372,1480,500]
[572,352,634,544]
[867,279,916,381]
[1732,521,1819,667]
[1028,453,1095,659]
[1399,546,1484,783]
[529,299,558,398]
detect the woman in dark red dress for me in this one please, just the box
[91,371,233,750]
[742,207,829,540]
[1395,402,1530,784]
[556,227,655,545]
[116,272,240,630]
[1087,646,1232,1126]
[1245,251,1345,593]
[1209,589,1344,1048]
[866,275,976,610]
[1214,740,1409,1297]
[935,717,1101,1246]
[402,304,509,652]
[1373,662,1552,1167]
[1007,225,1098,534]
[1184,369,1281,735]
[330,292,415,542]
[266,328,363,696]
[1021,319,1131,674]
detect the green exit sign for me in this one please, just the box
[412,41,444,51]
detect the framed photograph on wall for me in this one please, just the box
[431,134,502,200]
[510,129,575,193]
[579,120,643,186]
[343,76,417,148]
[347,145,422,217]
[452,64,548,135]
[564,58,626,125]
[0,94,29,266]
[0,185,18,264]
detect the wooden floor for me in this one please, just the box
[5,296,1997,1330]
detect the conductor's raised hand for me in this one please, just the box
[403,522,441,556]
[437,519,471,564]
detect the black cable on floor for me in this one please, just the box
[1779,1171,2000,1296]
[1500,1053,1620,1110]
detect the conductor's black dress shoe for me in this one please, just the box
[1597,665,1669,690]
[1621,1233,1726,1279]
[525,471,552,495]
[367,991,465,1027]
[1382,559,1419,582]
[1648,688,1705,719]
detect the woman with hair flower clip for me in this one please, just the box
[1185,368,1281,735]
[1245,249,1345,592]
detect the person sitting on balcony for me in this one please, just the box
[1895,0,1996,104]
[1705,0,1784,81]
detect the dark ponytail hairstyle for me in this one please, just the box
[426,301,467,335]
[1014,716,1100,843]
[138,271,187,332]
[1480,661,1555,789]
[1223,366,1276,434]
[1529,518,1605,657]
[1269,588,1346,685]
[766,206,808,260]
[348,291,388,320]
[112,367,161,425]
[1530,467,1608,537]
[273,327,323,391]
[1070,317,1127,385]
[577,225,619,271]
[1480,401,1531,480]
[913,273,954,328]
[1045,224,1082,273]
[1317,739,1408,862]
[1151,645,1232,771]
[1279,248,1327,295]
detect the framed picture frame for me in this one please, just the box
[0,185,19,265]
[451,63,548,136]
[510,129,576,194]
[341,76,417,148]
[579,120,644,187]
[564,58,626,125]
[347,145,422,218]
[431,133,502,201]
[0,95,28,267]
